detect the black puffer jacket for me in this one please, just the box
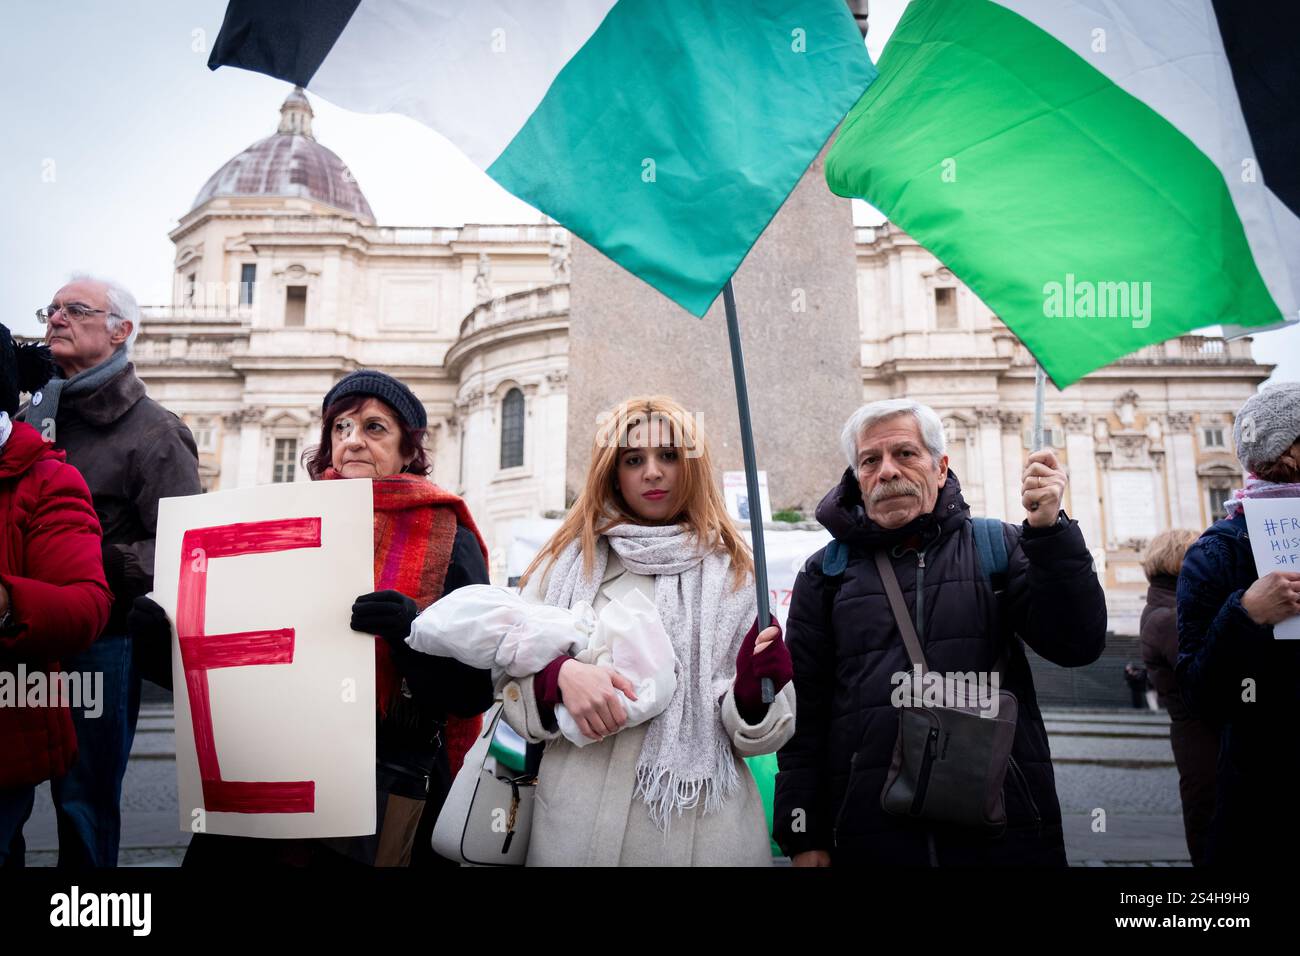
[1176,511,1300,865]
[774,468,1106,865]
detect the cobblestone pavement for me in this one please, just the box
[22,705,1191,867]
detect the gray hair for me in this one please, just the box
[841,399,946,468]
[68,272,140,353]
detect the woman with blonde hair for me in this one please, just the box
[1139,528,1215,865]
[500,395,795,865]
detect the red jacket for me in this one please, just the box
[0,421,112,788]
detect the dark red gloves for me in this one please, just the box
[733,615,793,723]
[536,654,570,707]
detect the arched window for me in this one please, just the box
[500,388,525,469]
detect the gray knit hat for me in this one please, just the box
[322,369,426,430]
[1233,381,1300,474]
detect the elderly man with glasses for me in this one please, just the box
[20,273,200,867]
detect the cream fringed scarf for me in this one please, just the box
[542,522,757,830]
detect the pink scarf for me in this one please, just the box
[1223,476,1300,518]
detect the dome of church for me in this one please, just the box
[191,87,374,222]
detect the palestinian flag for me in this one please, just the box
[827,0,1299,387]
[208,0,876,317]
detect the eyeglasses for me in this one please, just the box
[35,302,120,324]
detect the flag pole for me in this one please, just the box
[1033,363,1047,450]
[722,279,775,704]
[1030,362,1048,516]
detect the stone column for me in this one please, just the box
[1000,411,1024,520]
[543,371,569,511]
[1165,412,1201,529]
[236,407,265,488]
[1061,413,1102,548]
[219,413,243,492]
[976,408,1006,520]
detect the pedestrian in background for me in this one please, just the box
[1123,661,1150,710]
[1139,528,1215,866]
[20,275,201,867]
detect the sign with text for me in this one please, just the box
[1243,496,1300,640]
[724,470,773,525]
[154,480,377,838]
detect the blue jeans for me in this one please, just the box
[50,632,140,867]
[0,786,36,867]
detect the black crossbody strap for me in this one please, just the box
[874,550,928,673]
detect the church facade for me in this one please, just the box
[134,90,1272,632]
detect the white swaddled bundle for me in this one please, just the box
[405,584,677,747]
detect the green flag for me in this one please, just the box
[826,0,1298,387]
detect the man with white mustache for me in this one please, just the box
[774,399,1107,866]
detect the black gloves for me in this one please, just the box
[351,589,419,645]
[129,595,174,691]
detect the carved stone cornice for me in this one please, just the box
[1060,413,1090,433]
[975,408,1001,426]
[1165,412,1194,433]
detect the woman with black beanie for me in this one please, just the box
[130,368,492,867]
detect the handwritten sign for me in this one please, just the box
[154,480,377,838]
[1243,497,1300,640]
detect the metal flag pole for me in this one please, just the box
[1030,363,1048,516]
[722,279,775,704]
[1033,363,1047,451]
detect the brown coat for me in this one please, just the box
[1140,577,1218,866]
[21,362,200,633]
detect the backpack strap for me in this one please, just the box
[822,539,849,578]
[825,522,1008,584]
[970,517,1015,676]
[817,539,849,623]
[970,516,1009,586]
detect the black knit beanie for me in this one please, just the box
[0,323,56,417]
[322,369,427,430]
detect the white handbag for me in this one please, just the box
[432,702,538,866]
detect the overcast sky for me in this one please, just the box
[3,0,1294,380]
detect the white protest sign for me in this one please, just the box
[725,470,773,524]
[1243,496,1300,640]
[743,527,835,629]
[154,479,377,838]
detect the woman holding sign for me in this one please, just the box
[132,369,492,867]
[494,395,795,865]
[1176,381,1300,866]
